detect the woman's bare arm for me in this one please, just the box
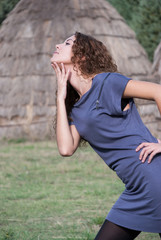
[123,80,161,114]
[56,98,80,156]
[123,80,161,163]
[52,62,80,156]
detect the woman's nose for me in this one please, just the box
[56,44,60,49]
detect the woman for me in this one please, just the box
[51,32,161,240]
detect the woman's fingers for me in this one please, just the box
[136,142,149,152]
[51,62,69,82]
[54,62,61,77]
[51,62,58,76]
[136,142,161,163]
[148,150,158,164]
[61,63,65,76]
[139,146,153,163]
[51,62,71,100]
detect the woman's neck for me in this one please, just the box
[68,67,94,98]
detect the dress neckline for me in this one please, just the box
[74,72,110,107]
[74,75,97,106]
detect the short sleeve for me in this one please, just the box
[68,112,75,125]
[101,73,132,115]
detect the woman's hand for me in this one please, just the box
[51,62,70,100]
[136,139,161,163]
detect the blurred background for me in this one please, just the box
[0,0,161,140]
[0,1,161,239]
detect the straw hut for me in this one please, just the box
[0,0,157,139]
[151,42,161,138]
[152,41,161,79]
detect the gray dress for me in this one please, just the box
[70,72,161,233]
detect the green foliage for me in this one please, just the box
[107,0,161,61]
[108,0,140,23]
[0,0,20,24]
[133,0,161,61]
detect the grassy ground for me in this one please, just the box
[0,140,160,240]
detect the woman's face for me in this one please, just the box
[51,35,75,64]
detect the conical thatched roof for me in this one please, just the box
[0,0,153,139]
[151,41,161,137]
[152,41,161,80]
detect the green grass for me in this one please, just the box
[0,140,160,240]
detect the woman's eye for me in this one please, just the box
[65,42,70,45]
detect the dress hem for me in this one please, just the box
[106,208,161,233]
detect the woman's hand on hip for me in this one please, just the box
[136,139,161,163]
[51,62,70,100]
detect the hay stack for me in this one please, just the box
[152,41,161,79]
[151,42,161,138]
[0,0,156,139]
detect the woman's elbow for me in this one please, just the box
[58,147,75,157]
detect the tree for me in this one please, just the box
[107,0,161,61]
[133,0,161,61]
[0,0,20,25]
[108,0,140,24]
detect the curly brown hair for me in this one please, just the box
[65,32,117,117]
[71,32,117,77]
[54,32,117,135]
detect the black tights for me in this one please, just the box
[94,220,161,240]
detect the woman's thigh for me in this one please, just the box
[94,220,141,240]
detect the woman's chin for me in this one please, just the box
[51,56,57,61]
[50,59,61,66]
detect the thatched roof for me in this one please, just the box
[152,41,161,80]
[151,41,161,137]
[0,0,153,139]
